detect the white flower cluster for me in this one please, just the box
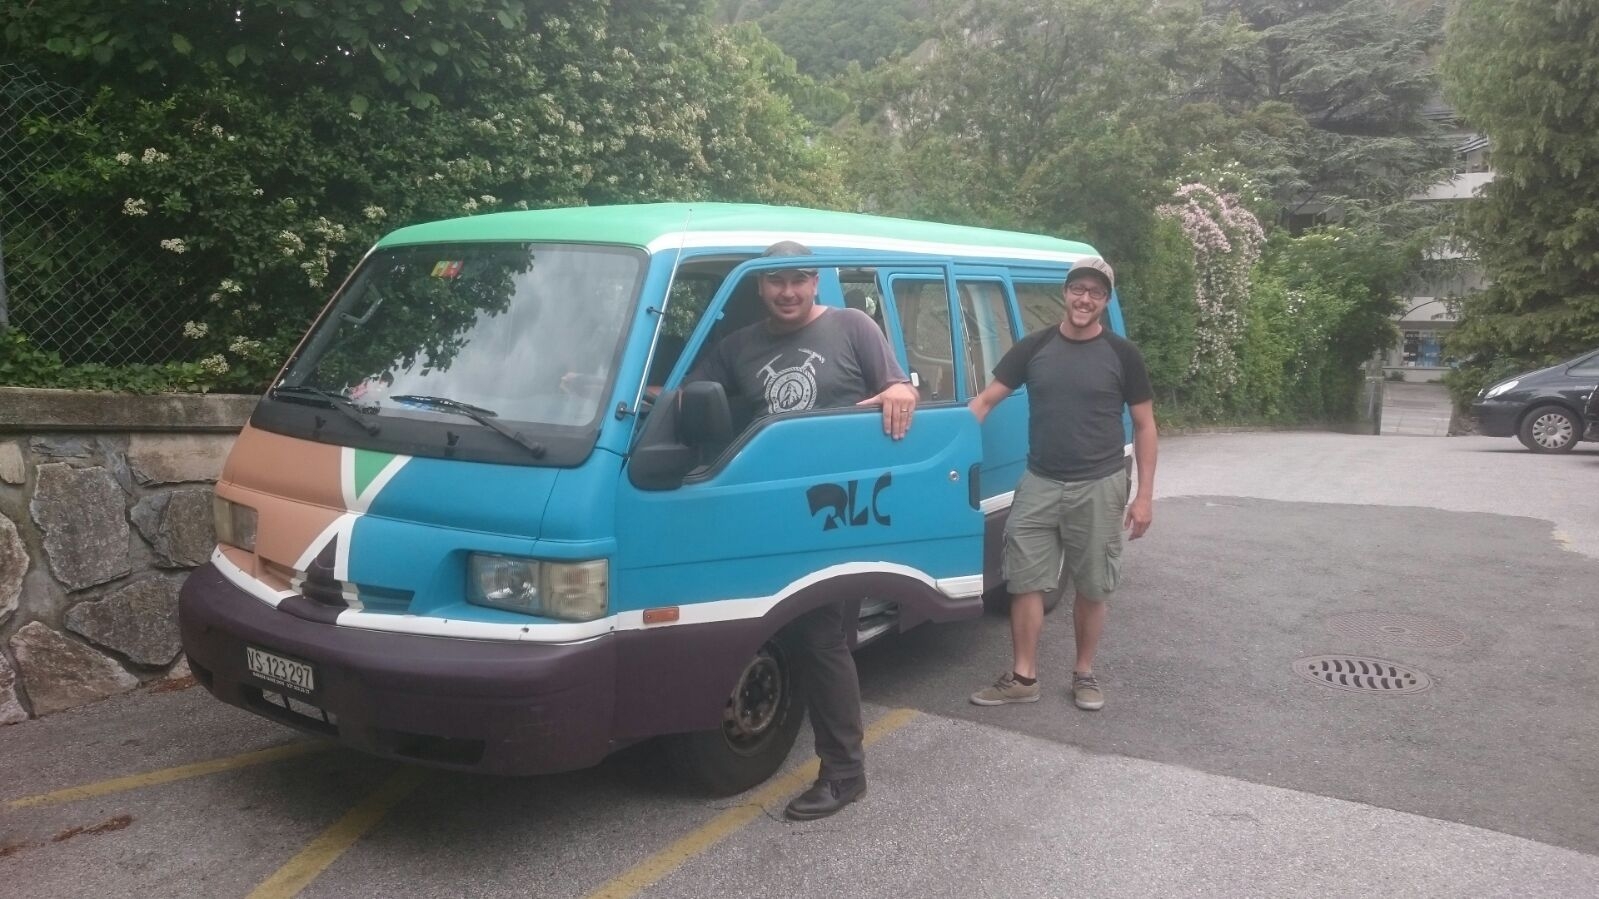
[363,205,387,222]
[115,152,134,165]
[228,336,267,359]
[200,354,230,375]
[123,198,149,217]
[298,217,349,288]
[160,238,188,254]
[142,148,170,164]
[182,321,209,339]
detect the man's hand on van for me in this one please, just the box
[858,381,918,440]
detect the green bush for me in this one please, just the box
[0,327,217,393]
[1120,216,1197,403]
[2,1,841,393]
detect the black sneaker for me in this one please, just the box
[784,775,867,821]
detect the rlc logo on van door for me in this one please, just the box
[807,473,892,531]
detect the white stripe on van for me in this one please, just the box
[979,491,1014,516]
[644,230,1092,265]
[210,555,981,644]
[213,548,296,608]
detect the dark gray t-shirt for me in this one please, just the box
[992,326,1153,482]
[689,307,908,418]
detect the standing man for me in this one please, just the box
[689,240,918,820]
[967,257,1156,711]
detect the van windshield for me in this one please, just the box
[280,242,644,433]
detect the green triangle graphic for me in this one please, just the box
[353,449,397,500]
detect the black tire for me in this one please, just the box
[1517,404,1580,453]
[663,639,804,796]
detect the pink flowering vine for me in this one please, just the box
[1157,182,1264,391]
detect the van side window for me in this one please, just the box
[957,280,1016,395]
[891,277,957,403]
[840,268,886,334]
[651,273,721,386]
[1014,281,1064,335]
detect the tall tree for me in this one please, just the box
[1441,0,1599,387]
[734,0,928,78]
[1198,0,1454,225]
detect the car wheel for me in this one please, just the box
[1517,405,1579,453]
[663,639,803,796]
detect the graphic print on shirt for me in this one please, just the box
[759,348,827,413]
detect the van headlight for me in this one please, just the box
[212,495,258,552]
[467,554,609,621]
[1483,379,1519,399]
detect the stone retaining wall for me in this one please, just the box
[0,388,257,722]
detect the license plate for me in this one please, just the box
[246,646,316,694]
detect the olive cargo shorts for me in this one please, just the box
[1001,468,1129,600]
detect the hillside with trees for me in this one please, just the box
[7,0,1569,430]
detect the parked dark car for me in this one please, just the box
[1587,374,1599,443]
[1471,348,1599,453]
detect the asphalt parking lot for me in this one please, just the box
[4,433,1597,898]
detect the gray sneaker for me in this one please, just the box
[970,672,1041,705]
[1072,672,1105,710]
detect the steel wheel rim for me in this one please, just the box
[722,646,784,752]
[1532,412,1573,448]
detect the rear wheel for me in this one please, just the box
[663,639,803,796]
[1517,405,1579,453]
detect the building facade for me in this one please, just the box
[1381,107,1493,382]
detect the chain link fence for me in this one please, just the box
[1,64,200,366]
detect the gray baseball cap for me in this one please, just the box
[1065,257,1115,291]
[760,240,818,275]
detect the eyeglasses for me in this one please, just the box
[1066,282,1109,301]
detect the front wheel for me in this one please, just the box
[1517,405,1579,453]
[663,639,804,796]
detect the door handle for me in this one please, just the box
[968,463,981,510]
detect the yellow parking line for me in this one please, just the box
[6,742,330,809]
[247,766,427,899]
[586,707,920,899]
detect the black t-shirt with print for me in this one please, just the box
[992,326,1153,482]
[689,307,907,420]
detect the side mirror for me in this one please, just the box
[679,381,732,448]
[628,382,733,491]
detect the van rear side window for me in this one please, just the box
[1014,281,1064,335]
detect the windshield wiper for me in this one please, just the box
[270,385,381,436]
[389,395,547,459]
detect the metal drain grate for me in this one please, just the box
[1326,612,1467,648]
[1292,656,1433,695]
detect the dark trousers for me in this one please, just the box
[790,602,865,780]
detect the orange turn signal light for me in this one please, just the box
[642,607,680,625]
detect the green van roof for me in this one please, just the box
[376,202,1097,263]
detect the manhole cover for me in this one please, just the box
[1325,612,1467,648]
[1292,656,1434,695]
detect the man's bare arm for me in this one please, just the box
[1125,400,1157,539]
[967,379,1015,425]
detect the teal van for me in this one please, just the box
[179,203,1125,792]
